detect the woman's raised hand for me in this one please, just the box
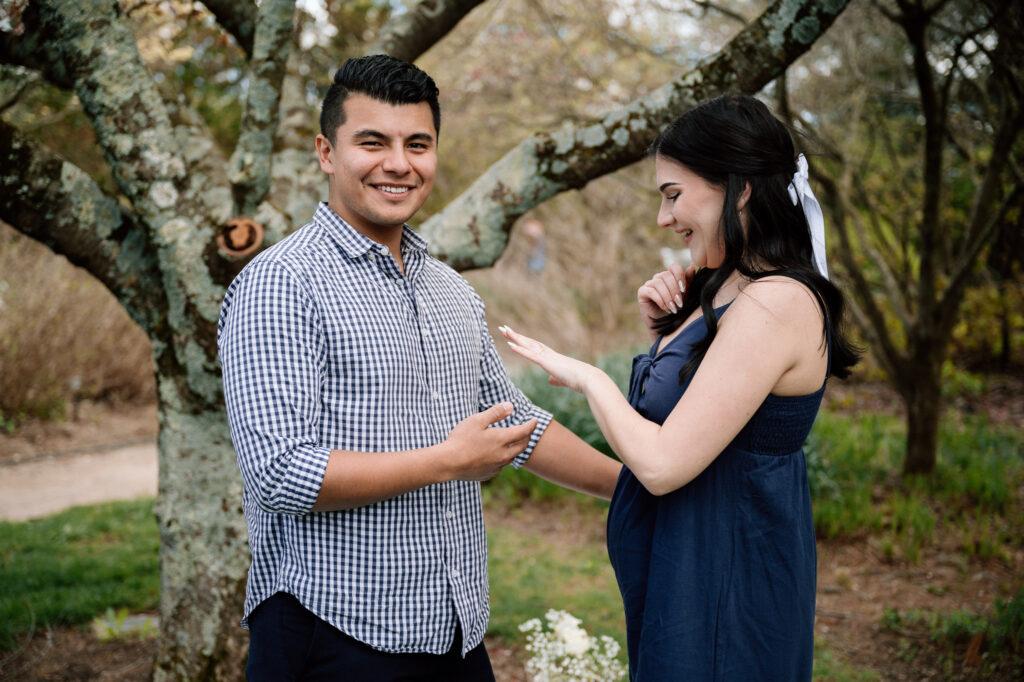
[499,325,596,395]
[637,263,694,337]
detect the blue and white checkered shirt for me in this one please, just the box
[218,203,551,656]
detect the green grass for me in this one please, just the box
[879,590,1024,677]
[812,640,880,681]
[486,507,623,645]
[807,411,1024,563]
[0,498,159,649]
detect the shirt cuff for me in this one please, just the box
[509,406,552,469]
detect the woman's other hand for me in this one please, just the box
[499,326,597,394]
[637,263,694,338]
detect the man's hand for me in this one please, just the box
[443,402,537,482]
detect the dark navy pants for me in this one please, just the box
[245,592,495,681]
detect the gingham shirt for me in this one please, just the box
[217,203,551,656]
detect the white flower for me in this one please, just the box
[519,609,627,682]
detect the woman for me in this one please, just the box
[501,94,859,680]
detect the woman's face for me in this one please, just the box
[655,155,727,269]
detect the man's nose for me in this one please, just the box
[381,147,411,174]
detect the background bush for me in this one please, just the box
[0,221,155,424]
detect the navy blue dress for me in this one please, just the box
[607,303,823,681]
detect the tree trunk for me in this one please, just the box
[152,374,250,682]
[901,364,943,476]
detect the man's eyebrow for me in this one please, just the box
[351,129,435,144]
[351,129,387,141]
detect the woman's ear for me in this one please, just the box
[736,181,752,213]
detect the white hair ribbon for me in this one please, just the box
[787,153,828,279]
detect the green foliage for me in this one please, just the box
[812,641,880,681]
[940,360,988,399]
[879,591,1024,675]
[91,607,158,642]
[0,499,160,650]
[804,412,1023,563]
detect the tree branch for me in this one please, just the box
[22,0,188,227]
[940,103,1024,315]
[815,167,907,376]
[368,0,486,63]
[895,0,945,317]
[0,118,166,333]
[199,0,257,57]
[421,0,853,269]
[228,0,296,216]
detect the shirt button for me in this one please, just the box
[379,245,389,255]
[445,510,454,520]
[367,252,376,261]
[432,391,441,400]
[451,568,460,579]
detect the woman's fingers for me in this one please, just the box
[639,270,684,313]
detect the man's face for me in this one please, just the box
[315,93,437,239]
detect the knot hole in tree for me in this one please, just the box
[216,217,264,258]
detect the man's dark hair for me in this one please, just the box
[320,54,441,144]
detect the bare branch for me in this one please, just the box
[941,104,1024,311]
[20,0,188,227]
[228,0,296,216]
[0,118,165,333]
[0,68,38,113]
[895,0,946,316]
[199,0,257,57]
[368,0,486,63]
[422,0,853,269]
[814,167,907,375]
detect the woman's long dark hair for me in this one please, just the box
[651,94,859,381]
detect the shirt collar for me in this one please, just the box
[314,202,429,259]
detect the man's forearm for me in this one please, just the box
[312,446,448,512]
[523,420,622,500]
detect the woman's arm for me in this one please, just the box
[502,277,826,495]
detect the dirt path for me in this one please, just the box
[0,402,159,522]
[0,443,157,522]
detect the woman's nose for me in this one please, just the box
[657,202,674,228]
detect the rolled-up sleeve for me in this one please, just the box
[218,259,332,514]
[471,293,551,469]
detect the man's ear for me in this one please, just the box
[315,134,334,174]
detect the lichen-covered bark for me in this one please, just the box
[228,0,296,216]
[0,118,165,333]
[370,0,487,63]
[152,391,250,682]
[421,0,852,269]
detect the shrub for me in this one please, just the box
[0,222,155,422]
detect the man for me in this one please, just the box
[218,54,621,680]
